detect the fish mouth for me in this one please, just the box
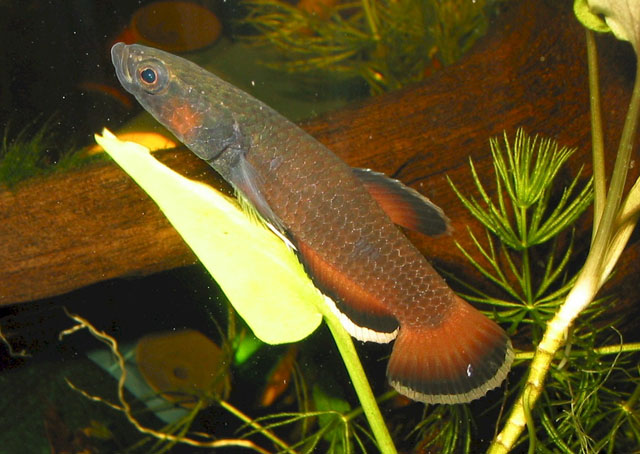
[111,42,134,88]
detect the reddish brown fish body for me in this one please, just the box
[112,43,513,404]
[252,125,448,334]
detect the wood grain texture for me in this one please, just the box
[1,0,638,306]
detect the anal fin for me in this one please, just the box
[323,294,398,344]
[296,240,399,343]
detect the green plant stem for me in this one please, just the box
[587,29,607,237]
[521,247,533,303]
[622,381,640,413]
[606,381,640,454]
[590,63,640,267]
[515,342,640,360]
[317,300,397,454]
[360,0,380,41]
[516,203,534,302]
[219,400,296,454]
[488,51,640,454]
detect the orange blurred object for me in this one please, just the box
[136,329,230,408]
[114,1,222,53]
[297,0,339,20]
[87,131,177,155]
[260,345,298,407]
[78,81,134,109]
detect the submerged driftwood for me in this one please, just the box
[1,0,638,305]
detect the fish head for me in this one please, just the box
[111,42,240,163]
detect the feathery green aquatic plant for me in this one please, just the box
[0,120,87,188]
[486,1,640,451]
[449,126,640,453]
[238,0,497,93]
[448,130,594,337]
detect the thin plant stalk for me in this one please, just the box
[316,297,398,454]
[587,29,606,234]
[488,41,640,454]
[360,0,379,41]
[219,400,297,453]
[516,341,640,360]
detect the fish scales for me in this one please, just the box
[242,108,453,324]
[111,43,513,404]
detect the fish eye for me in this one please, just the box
[140,68,157,84]
[136,61,168,94]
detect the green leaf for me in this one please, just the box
[95,129,323,345]
[574,0,611,33]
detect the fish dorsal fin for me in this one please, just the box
[353,168,451,236]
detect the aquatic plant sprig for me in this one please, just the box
[245,391,396,453]
[450,130,593,252]
[443,229,581,335]
[448,130,593,328]
[404,404,474,453]
[538,332,640,453]
[0,119,88,188]
[448,122,640,450]
[488,1,640,451]
[238,0,494,93]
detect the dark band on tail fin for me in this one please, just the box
[387,295,513,404]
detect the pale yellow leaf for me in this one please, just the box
[95,128,323,344]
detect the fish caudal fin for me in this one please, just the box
[387,295,513,404]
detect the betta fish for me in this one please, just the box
[111,43,513,404]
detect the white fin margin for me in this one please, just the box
[390,341,515,405]
[323,295,398,344]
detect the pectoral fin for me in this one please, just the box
[231,154,293,248]
[353,168,451,236]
